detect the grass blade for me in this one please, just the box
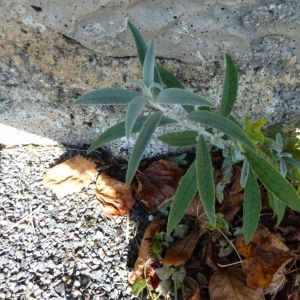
[188,111,255,150]
[220,54,238,118]
[167,163,197,234]
[125,95,149,139]
[75,88,139,105]
[196,135,216,226]
[126,112,163,186]
[243,168,261,244]
[244,149,300,212]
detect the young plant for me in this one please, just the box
[74,22,300,244]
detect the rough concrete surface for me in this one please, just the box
[0,0,299,156]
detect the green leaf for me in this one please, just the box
[267,190,286,225]
[125,95,149,139]
[240,159,249,188]
[131,279,147,296]
[128,22,148,66]
[220,54,238,118]
[156,65,194,113]
[196,135,216,226]
[157,88,214,107]
[156,65,185,89]
[244,148,300,212]
[87,116,176,153]
[157,131,198,146]
[167,163,197,235]
[143,39,155,87]
[188,111,256,150]
[243,168,261,244]
[74,88,140,105]
[126,112,163,186]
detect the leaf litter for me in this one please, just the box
[43,152,300,299]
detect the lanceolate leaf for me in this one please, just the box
[243,168,261,244]
[125,95,149,139]
[128,22,163,87]
[128,22,148,66]
[157,54,194,113]
[167,163,197,235]
[196,135,216,226]
[143,39,155,87]
[188,111,255,151]
[244,149,300,212]
[126,112,163,186]
[87,116,176,153]
[157,131,198,146]
[267,190,286,225]
[156,65,185,89]
[220,54,238,118]
[157,88,214,107]
[75,88,140,105]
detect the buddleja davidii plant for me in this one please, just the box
[74,22,300,245]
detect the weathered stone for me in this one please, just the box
[0,0,299,156]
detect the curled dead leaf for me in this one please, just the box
[129,217,161,285]
[162,228,199,267]
[235,226,294,288]
[96,173,135,216]
[209,267,264,300]
[136,159,184,212]
[43,155,97,197]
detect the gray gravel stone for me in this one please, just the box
[0,144,144,299]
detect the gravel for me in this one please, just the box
[0,144,151,299]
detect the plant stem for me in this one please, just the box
[162,108,235,148]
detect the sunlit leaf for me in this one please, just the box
[235,226,294,288]
[243,168,261,244]
[131,279,147,296]
[244,149,300,212]
[143,40,155,87]
[75,88,139,105]
[220,54,238,118]
[87,116,176,153]
[196,135,216,226]
[157,131,198,146]
[126,112,163,186]
[157,88,214,107]
[267,190,286,225]
[167,163,197,235]
[125,95,149,139]
[188,111,255,150]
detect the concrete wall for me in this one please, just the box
[0,0,299,155]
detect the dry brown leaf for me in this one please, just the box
[43,155,97,197]
[95,173,135,216]
[235,226,294,288]
[209,267,264,300]
[162,228,199,267]
[186,195,207,222]
[229,164,243,195]
[182,277,201,300]
[136,159,184,212]
[129,217,161,285]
